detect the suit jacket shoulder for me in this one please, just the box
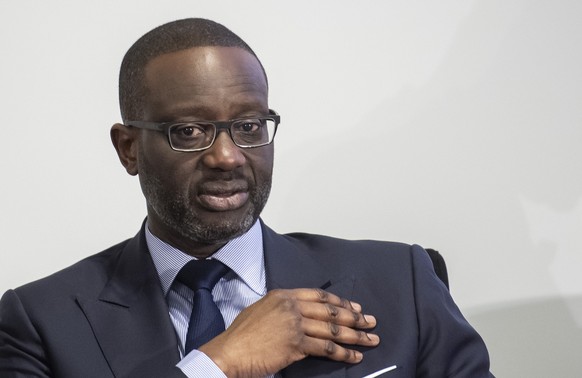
[0,228,185,378]
[14,237,131,302]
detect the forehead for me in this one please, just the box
[143,46,268,119]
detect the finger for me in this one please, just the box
[290,288,368,319]
[349,301,362,312]
[301,318,380,346]
[297,300,377,329]
[302,336,364,364]
[289,288,356,308]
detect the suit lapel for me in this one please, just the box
[261,222,352,378]
[262,222,355,295]
[77,226,181,377]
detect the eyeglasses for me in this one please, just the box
[125,109,280,152]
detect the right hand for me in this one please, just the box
[198,288,380,378]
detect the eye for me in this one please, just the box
[171,123,206,138]
[236,120,262,133]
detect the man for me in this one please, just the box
[0,18,493,377]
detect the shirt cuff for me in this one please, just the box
[177,350,227,378]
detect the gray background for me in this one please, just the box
[1,1,581,376]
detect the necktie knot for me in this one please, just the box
[177,259,230,292]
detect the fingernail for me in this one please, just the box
[367,333,380,343]
[355,351,363,361]
[364,314,376,324]
[350,301,362,311]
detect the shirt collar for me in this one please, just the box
[146,220,266,297]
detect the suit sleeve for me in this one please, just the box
[410,245,494,377]
[0,290,51,378]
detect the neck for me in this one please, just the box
[146,221,227,259]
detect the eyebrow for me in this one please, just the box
[167,103,268,121]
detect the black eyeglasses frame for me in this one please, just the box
[124,109,280,152]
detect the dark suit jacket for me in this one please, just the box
[0,222,493,377]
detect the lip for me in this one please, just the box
[198,191,249,211]
[197,181,249,211]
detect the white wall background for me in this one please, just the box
[1,1,581,376]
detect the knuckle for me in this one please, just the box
[289,333,305,354]
[345,349,353,361]
[329,322,341,337]
[266,289,283,302]
[324,340,336,355]
[272,291,300,314]
[326,303,339,318]
[314,288,328,302]
[291,311,303,325]
[268,288,280,295]
[339,297,350,308]
[356,330,367,342]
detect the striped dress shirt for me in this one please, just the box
[146,221,277,378]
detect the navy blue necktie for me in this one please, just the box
[176,259,231,354]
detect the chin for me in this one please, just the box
[176,209,258,245]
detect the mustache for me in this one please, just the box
[199,170,246,182]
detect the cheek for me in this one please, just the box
[249,146,274,174]
[138,138,201,194]
[247,156,273,187]
[158,159,200,195]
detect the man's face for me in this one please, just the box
[136,46,273,254]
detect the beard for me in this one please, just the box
[139,166,272,245]
[140,171,272,244]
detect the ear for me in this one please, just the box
[110,123,139,176]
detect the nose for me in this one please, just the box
[201,131,246,170]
